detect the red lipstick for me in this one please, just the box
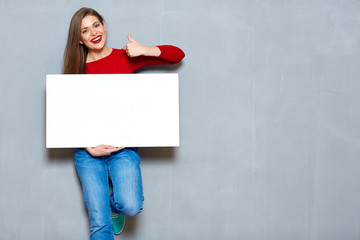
[91,35,102,44]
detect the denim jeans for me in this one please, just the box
[74,148,144,240]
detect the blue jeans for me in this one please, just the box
[74,148,144,240]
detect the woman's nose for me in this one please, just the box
[90,28,97,35]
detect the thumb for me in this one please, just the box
[128,32,136,43]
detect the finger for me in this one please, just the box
[109,147,123,153]
[124,45,129,54]
[104,145,116,149]
[99,144,114,148]
[126,49,133,58]
[106,147,118,154]
[113,147,124,151]
[128,32,136,43]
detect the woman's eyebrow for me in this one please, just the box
[81,21,100,30]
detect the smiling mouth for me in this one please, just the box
[91,35,102,43]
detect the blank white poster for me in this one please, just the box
[46,74,179,148]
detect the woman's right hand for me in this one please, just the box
[85,144,124,157]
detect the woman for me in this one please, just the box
[63,7,185,240]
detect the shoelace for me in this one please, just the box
[112,212,118,218]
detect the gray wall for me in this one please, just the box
[1,0,360,239]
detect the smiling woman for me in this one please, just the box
[62,7,185,240]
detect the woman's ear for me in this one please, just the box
[79,40,83,45]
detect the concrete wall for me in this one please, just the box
[1,0,360,239]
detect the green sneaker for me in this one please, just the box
[109,183,125,235]
[112,212,125,235]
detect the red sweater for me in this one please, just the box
[85,45,185,74]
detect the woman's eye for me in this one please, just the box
[95,24,100,28]
[82,30,88,34]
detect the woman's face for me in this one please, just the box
[80,15,107,51]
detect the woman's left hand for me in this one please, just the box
[123,33,161,58]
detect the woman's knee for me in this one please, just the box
[115,200,143,216]
[124,203,143,216]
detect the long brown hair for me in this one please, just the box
[63,8,105,74]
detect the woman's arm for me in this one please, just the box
[123,33,185,71]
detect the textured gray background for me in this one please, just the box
[1,0,360,239]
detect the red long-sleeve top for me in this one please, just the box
[85,45,185,74]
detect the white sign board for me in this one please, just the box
[46,74,179,148]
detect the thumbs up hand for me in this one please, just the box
[123,33,147,58]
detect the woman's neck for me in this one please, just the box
[86,46,112,63]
